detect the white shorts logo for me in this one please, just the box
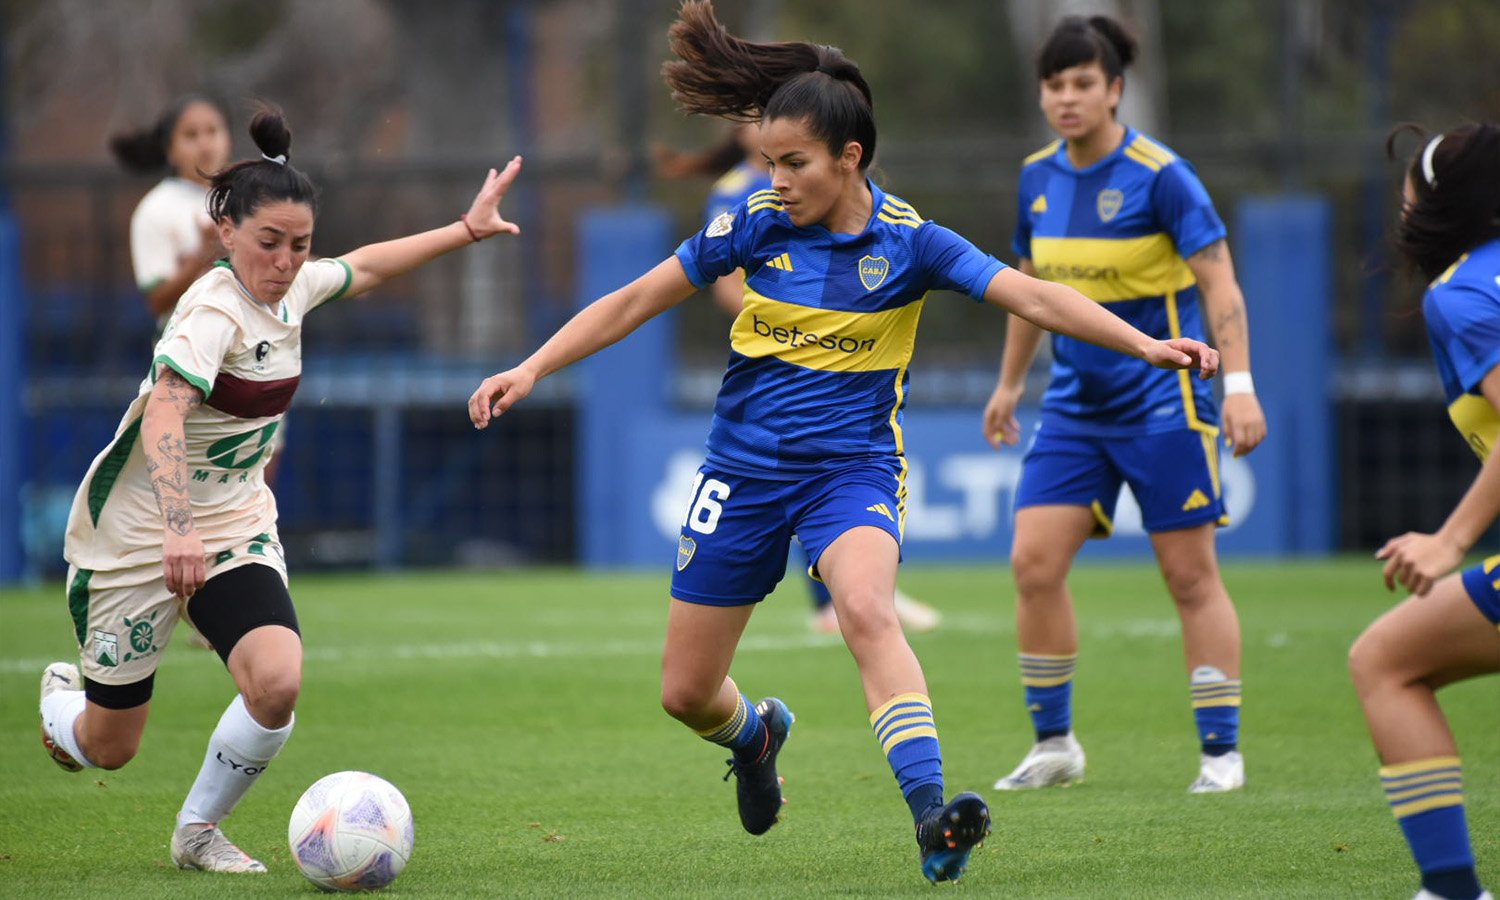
[92,630,119,667]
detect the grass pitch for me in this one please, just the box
[0,559,1494,897]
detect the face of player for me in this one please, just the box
[1039,61,1122,143]
[167,101,232,185]
[759,116,865,230]
[219,200,314,305]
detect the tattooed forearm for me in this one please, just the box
[143,368,203,538]
[158,369,205,412]
[162,498,195,536]
[1212,303,1246,350]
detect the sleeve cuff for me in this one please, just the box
[674,247,708,289]
[152,354,212,399]
[325,258,355,303]
[968,259,1007,301]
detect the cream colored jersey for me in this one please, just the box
[130,178,214,331]
[63,257,352,581]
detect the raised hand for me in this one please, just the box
[462,156,524,240]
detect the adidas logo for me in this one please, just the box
[1030,194,1047,213]
[1181,489,1210,512]
[764,252,793,271]
[866,503,894,522]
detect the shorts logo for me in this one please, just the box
[866,503,895,523]
[121,611,161,663]
[1096,188,1124,222]
[858,255,890,291]
[1181,489,1210,512]
[706,212,733,238]
[676,535,697,571]
[92,630,119,668]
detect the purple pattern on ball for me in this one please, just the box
[343,793,388,831]
[295,824,338,874]
[352,851,397,888]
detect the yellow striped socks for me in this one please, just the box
[1381,756,1478,895]
[1019,653,1075,740]
[871,692,944,819]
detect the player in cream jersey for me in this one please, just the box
[41,106,524,878]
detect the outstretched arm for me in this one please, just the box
[983,259,1045,448]
[1379,366,1500,595]
[1188,238,1266,457]
[468,257,699,428]
[339,156,523,299]
[142,368,206,598]
[981,266,1219,376]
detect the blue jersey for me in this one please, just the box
[703,161,773,225]
[676,180,1006,480]
[1422,237,1500,460]
[1014,128,1227,436]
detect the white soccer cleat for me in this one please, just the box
[893,589,942,633]
[1413,891,1493,900]
[39,662,84,773]
[1188,750,1245,793]
[171,823,268,874]
[993,733,1086,790]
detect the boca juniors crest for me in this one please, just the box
[858,255,890,291]
[1096,188,1124,223]
[676,535,696,571]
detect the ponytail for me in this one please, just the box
[109,93,229,176]
[206,104,319,224]
[1388,122,1500,281]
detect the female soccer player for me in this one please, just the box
[982,15,1266,794]
[655,124,942,635]
[1348,122,1500,900]
[40,106,522,874]
[470,1,1216,882]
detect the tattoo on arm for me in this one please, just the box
[145,369,204,537]
[1191,240,1226,263]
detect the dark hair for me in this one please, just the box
[654,132,747,180]
[1037,15,1138,82]
[206,105,319,224]
[109,93,230,176]
[662,0,876,171]
[1387,122,1500,281]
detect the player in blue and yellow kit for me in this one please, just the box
[470,1,1216,883]
[1348,123,1500,900]
[983,15,1267,794]
[655,124,943,635]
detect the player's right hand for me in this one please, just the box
[982,383,1024,449]
[469,367,536,429]
[163,530,206,599]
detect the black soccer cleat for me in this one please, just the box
[916,791,991,883]
[721,697,794,835]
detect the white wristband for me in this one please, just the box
[1222,371,1255,396]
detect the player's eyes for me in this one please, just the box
[260,241,277,250]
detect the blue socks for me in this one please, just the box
[696,692,768,764]
[1190,666,1240,755]
[871,692,944,821]
[1383,756,1482,900]
[1019,653,1075,741]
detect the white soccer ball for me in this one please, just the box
[288,771,414,892]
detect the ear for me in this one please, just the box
[217,218,235,251]
[840,140,864,173]
[1107,75,1125,110]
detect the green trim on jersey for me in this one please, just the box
[87,417,143,526]
[68,568,94,648]
[326,258,355,303]
[152,354,212,398]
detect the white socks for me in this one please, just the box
[177,695,293,828]
[40,690,95,768]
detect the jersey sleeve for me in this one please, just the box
[916,223,1008,301]
[299,257,356,314]
[151,301,242,399]
[1011,181,1036,262]
[129,199,179,291]
[1425,285,1500,393]
[1151,160,1227,259]
[674,205,751,289]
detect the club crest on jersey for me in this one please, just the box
[92,630,119,667]
[1096,188,1124,222]
[676,535,697,571]
[706,212,733,238]
[858,255,890,291]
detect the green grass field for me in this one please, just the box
[1,560,1494,898]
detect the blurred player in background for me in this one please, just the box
[471,0,1215,882]
[40,106,523,875]
[654,124,941,635]
[1348,122,1500,900]
[983,15,1265,794]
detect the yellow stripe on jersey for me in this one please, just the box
[1031,194,1048,213]
[1129,134,1177,166]
[878,212,921,229]
[1446,393,1500,460]
[1023,140,1062,166]
[764,252,794,272]
[746,190,784,214]
[1165,293,1221,438]
[1433,252,1470,286]
[731,289,924,373]
[1029,234,1197,302]
[1123,146,1163,172]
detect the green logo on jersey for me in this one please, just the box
[206,422,280,470]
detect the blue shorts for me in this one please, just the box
[1015,425,1228,536]
[670,463,905,606]
[1459,557,1500,626]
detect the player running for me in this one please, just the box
[40,106,522,874]
[982,15,1265,794]
[469,1,1216,883]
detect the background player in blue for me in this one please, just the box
[1347,122,1500,900]
[982,15,1267,795]
[654,124,943,635]
[469,1,1216,883]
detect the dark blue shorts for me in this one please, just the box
[1459,557,1500,626]
[1014,425,1228,537]
[670,463,905,606]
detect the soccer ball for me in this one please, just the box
[288,771,414,892]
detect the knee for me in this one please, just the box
[242,671,300,726]
[1011,542,1066,599]
[834,587,900,645]
[660,680,715,722]
[1348,628,1392,696]
[1162,564,1222,609]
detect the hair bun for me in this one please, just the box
[1087,15,1138,69]
[248,105,293,163]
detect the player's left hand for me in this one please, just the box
[1221,393,1267,458]
[1144,338,1219,378]
[462,156,524,239]
[1376,531,1464,596]
[468,366,536,429]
